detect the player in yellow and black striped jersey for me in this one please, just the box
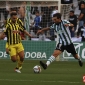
[0,12,32,73]
[5,11,27,72]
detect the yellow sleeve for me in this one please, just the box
[5,42,8,48]
[18,18,24,26]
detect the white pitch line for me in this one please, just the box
[0,79,82,84]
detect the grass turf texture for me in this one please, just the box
[0,59,85,85]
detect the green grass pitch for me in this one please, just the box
[0,59,85,85]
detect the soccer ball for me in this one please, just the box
[33,65,41,73]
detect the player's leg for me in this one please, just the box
[65,43,83,67]
[72,54,83,67]
[17,43,24,71]
[9,45,22,73]
[14,51,24,73]
[40,50,62,69]
[14,54,23,73]
[40,43,63,69]
[17,51,24,69]
[16,54,22,70]
[9,47,17,62]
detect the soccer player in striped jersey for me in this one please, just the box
[4,11,26,72]
[0,12,32,73]
[37,13,83,69]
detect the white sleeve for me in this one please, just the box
[50,23,55,29]
[63,20,70,24]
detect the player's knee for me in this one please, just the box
[53,53,58,57]
[12,59,16,62]
[72,54,78,59]
[11,56,17,62]
[11,58,17,62]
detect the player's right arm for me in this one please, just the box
[0,23,8,40]
[37,27,50,34]
[0,32,6,40]
[37,22,55,34]
[5,42,9,54]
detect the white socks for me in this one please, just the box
[46,55,56,66]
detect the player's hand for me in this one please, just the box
[6,48,9,54]
[37,30,42,34]
[29,34,33,38]
[64,24,69,27]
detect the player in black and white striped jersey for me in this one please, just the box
[37,13,83,70]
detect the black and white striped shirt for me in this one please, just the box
[50,20,72,45]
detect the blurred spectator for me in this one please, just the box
[51,6,58,17]
[0,1,10,20]
[39,11,47,28]
[69,10,77,37]
[77,22,85,41]
[18,1,26,22]
[38,11,47,41]
[78,2,85,27]
[78,0,85,10]
[32,11,41,34]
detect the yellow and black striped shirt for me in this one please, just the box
[4,22,25,45]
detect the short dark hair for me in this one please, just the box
[70,10,74,13]
[10,12,17,17]
[53,13,61,19]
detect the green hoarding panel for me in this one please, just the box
[0,40,56,60]
[0,40,85,61]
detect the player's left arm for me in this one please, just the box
[64,23,74,27]
[20,25,32,38]
[24,30,32,38]
[64,20,74,27]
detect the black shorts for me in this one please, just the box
[55,43,77,55]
